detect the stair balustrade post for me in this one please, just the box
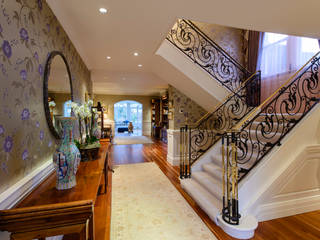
[184,125,188,178]
[188,126,192,178]
[222,130,241,225]
[221,134,226,212]
[180,127,184,179]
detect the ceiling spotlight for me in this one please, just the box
[138,64,142,67]
[106,56,111,60]
[99,8,108,14]
[134,52,139,56]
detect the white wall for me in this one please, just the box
[239,104,320,220]
[154,40,226,111]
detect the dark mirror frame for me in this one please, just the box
[43,51,74,140]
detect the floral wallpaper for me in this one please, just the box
[0,0,91,194]
[168,85,207,130]
[192,20,248,67]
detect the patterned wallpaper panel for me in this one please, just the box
[168,86,207,130]
[192,21,247,67]
[0,0,91,194]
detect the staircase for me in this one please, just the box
[180,53,320,238]
[155,19,253,111]
[171,20,320,240]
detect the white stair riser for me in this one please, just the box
[192,172,222,199]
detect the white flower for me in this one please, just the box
[87,99,93,107]
[71,102,79,109]
[49,101,56,107]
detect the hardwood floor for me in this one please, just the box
[106,140,320,240]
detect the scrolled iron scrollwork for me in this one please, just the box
[188,73,261,163]
[236,56,320,180]
[167,19,250,93]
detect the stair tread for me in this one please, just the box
[181,178,221,221]
[204,162,229,182]
[192,171,222,199]
[203,162,221,171]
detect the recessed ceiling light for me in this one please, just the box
[106,56,111,60]
[99,8,107,14]
[138,64,142,67]
[134,52,139,56]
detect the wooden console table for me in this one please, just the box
[0,142,110,240]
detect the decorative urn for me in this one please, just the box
[53,117,81,190]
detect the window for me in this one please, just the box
[114,100,143,135]
[64,100,72,117]
[260,33,319,77]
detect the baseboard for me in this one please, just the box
[0,160,55,210]
[167,154,180,166]
[256,192,320,221]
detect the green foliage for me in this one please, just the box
[74,135,99,150]
[74,139,81,149]
[86,135,99,145]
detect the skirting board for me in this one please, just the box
[253,145,320,222]
[167,154,180,166]
[256,191,320,222]
[0,160,54,210]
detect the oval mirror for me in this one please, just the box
[43,51,73,139]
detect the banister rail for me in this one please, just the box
[233,52,320,181]
[179,71,261,178]
[167,19,251,93]
[188,71,261,164]
[234,51,320,131]
[191,71,261,127]
[186,20,248,74]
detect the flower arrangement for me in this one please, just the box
[70,100,100,150]
[49,100,56,109]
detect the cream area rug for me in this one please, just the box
[111,162,217,240]
[113,136,153,145]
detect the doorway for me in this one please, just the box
[114,100,143,136]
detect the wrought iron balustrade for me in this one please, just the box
[167,19,250,93]
[221,131,241,225]
[179,72,261,178]
[234,52,320,181]
[189,72,260,163]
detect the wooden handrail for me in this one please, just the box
[233,51,320,131]
[187,70,261,127]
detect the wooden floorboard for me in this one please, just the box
[105,139,320,240]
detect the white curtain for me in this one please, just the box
[260,33,319,101]
[260,33,319,78]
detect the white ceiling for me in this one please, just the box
[46,0,320,96]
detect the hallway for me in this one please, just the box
[105,141,320,240]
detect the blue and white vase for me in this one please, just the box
[53,117,81,190]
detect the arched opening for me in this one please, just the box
[63,100,72,117]
[114,100,143,136]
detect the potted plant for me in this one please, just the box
[71,100,101,161]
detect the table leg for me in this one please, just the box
[89,212,95,240]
